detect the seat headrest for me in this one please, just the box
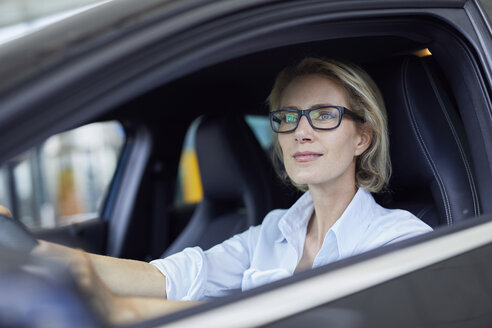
[369,56,480,226]
[194,115,273,222]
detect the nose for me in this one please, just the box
[294,115,314,143]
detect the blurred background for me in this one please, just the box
[0,0,121,229]
[0,0,275,231]
[0,122,125,229]
[0,0,110,45]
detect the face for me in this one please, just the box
[277,74,371,190]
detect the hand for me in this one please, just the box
[33,243,132,323]
[25,216,197,323]
[69,250,198,324]
[0,207,122,323]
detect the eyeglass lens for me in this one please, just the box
[271,107,340,132]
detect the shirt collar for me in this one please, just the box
[275,191,314,243]
[275,188,376,259]
[327,188,375,258]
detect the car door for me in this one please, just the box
[1,0,492,326]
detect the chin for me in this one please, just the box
[289,175,323,186]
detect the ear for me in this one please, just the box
[354,124,373,156]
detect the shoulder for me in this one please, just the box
[367,204,433,246]
[336,189,433,255]
[257,208,288,239]
[243,208,287,235]
[226,208,287,248]
[262,208,288,225]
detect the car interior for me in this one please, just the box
[17,14,490,263]
[96,37,490,262]
[1,8,492,323]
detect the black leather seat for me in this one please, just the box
[163,115,276,256]
[369,56,480,228]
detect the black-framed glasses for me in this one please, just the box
[269,106,365,133]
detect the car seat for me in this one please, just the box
[368,55,480,228]
[163,115,281,256]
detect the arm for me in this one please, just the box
[2,205,199,323]
[33,240,167,298]
[87,250,167,298]
[2,204,167,299]
[151,225,260,300]
[106,296,200,324]
[68,248,199,325]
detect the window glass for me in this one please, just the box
[245,115,274,150]
[175,115,272,205]
[13,156,36,227]
[0,121,125,229]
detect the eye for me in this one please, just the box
[312,110,337,120]
[319,112,335,120]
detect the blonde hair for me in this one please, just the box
[267,57,390,193]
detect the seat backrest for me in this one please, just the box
[163,115,275,256]
[368,56,480,227]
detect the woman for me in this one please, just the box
[34,57,432,322]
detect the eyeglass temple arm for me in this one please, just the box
[344,109,365,122]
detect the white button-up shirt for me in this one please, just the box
[151,188,432,300]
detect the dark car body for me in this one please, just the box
[0,0,492,327]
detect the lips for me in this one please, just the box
[293,151,323,162]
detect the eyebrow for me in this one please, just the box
[279,104,335,110]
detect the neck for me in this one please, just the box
[307,180,358,243]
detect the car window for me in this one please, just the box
[245,115,274,150]
[174,115,273,205]
[0,121,125,229]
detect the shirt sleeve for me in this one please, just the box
[150,224,260,300]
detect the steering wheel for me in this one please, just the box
[0,213,38,253]
[0,213,101,327]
